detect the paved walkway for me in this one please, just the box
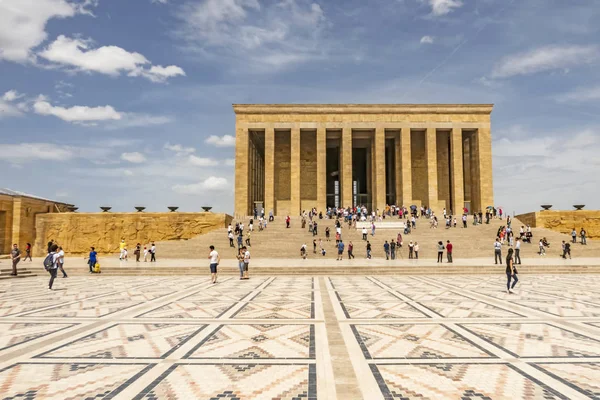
[0,274,599,398]
[4,256,600,269]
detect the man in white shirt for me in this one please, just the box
[58,246,68,278]
[208,245,220,284]
[150,243,156,262]
[494,238,502,264]
[243,247,251,279]
[515,238,522,264]
[48,244,61,290]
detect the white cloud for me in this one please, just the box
[151,0,169,3]
[556,85,600,103]
[491,45,600,79]
[33,99,122,122]
[2,90,24,102]
[175,0,328,70]
[121,152,147,163]
[205,134,236,147]
[108,114,172,129]
[0,0,93,62]
[425,0,463,16]
[420,35,434,44]
[172,176,229,193]
[0,143,76,163]
[0,90,25,118]
[188,155,219,166]
[38,35,185,82]
[164,143,196,154]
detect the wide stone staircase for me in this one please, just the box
[155,215,599,261]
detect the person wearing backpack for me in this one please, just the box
[87,247,98,273]
[45,244,61,290]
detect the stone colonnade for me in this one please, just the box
[234,105,494,217]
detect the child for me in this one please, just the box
[122,248,128,261]
[143,246,148,262]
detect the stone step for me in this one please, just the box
[0,274,38,280]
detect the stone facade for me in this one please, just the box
[33,212,233,256]
[234,104,494,217]
[516,210,600,239]
[0,191,72,254]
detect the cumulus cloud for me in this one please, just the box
[38,35,185,82]
[205,134,236,147]
[33,99,122,122]
[424,0,463,16]
[0,0,93,62]
[420,35,434,44]
[172,176,229,193]
[175,0,328,70]
[188,155,219,166]
[0,143,76,163]
[0,90,26,118]
[491,45,600,79]
[121,152,147,163]
[164,143,196,154]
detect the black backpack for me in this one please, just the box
[43,253,54,270]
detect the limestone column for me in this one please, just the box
[450,127,464,215]
[400,127,412,206]
[290,127,301,215]
[234,125,249,217]
[426,127,439,211]
[340,127,353,208]
[476,124,494,212]
[316,127,327,212]
[264,127,275,215]
[373,126,386,212]
[394,131,402,206]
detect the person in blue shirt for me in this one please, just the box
[88,247,97,273]
[383,241,390,260]
[337,240,345,261]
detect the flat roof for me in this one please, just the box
[233,104,494,114]
[0,188,74,206]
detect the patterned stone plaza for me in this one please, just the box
[1,274,600,399]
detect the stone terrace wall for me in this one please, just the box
[34,212,233,256]
[515,210,600,239]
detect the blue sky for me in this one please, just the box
[1,0,599,214]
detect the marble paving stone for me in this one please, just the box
[509,299,600,317]
[335,291,401,303]
[185,324,314,359]
[0,300,67,317]
[532,362,600,399]
[418,299,524,318]
[183,291,253,302]
[371,363,566,399]
[0,323,75,351]
[134,364,316,400]
[340,302,429,319]
[352,324,493,359]
[36,323,206,359]
[252,291,313,302]
[233,302,314,319]
[0,362,153,400]
[136,301,237,319]
[19,299,143,318]
[460,323,600,357]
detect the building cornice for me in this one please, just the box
[233,104,494,115]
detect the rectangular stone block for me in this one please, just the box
[264,127,275,214]
[426,127,439,211]
[341,127,353,208]
[290,127,301,215]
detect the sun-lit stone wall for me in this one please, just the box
[33,212,233,256]
[516,210,600,238]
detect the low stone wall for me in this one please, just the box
[515,210,600,238]
[34,212,233,256]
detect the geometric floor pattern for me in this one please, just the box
[1,274,600,399]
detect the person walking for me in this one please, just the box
[515,238,522,265]
[390,240,396,260]
[47,244,60,290]
[366,241,372,259]
[208,245,220,284]
[414,242,419,259]
[10,243,20,276]
[462,214,467,228]
[134,243,141,262]
[243,246,250,279]
[143,246,149,262]
[245,231,251,247]
[383,241,390,260]
[88,247,98,273]
[408,241,414,259]
[437,241,444,263]
[150,242,157,262]
[313,239,317,254]
[580,228,587,245]
[57,246,67,278]
[571,228,577,244]
[285,215,291,228]
[538,239,546,256]
[494,238,502,264]
[362,227,367,240]
[564,241,571,259]
[301,243,307,259]
[228,231,234,247]
[505,248,518,294]
[337,240,345,261]
[119,239,127,260]
[446,240,453,263]
[348,241,355,259]
[24,243,32,261]
[325,227,331,241]
[237,234,243,249]
[237,248,245,279]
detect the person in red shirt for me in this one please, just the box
[446,240,453,263]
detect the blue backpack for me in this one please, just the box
[43,253,54,270]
